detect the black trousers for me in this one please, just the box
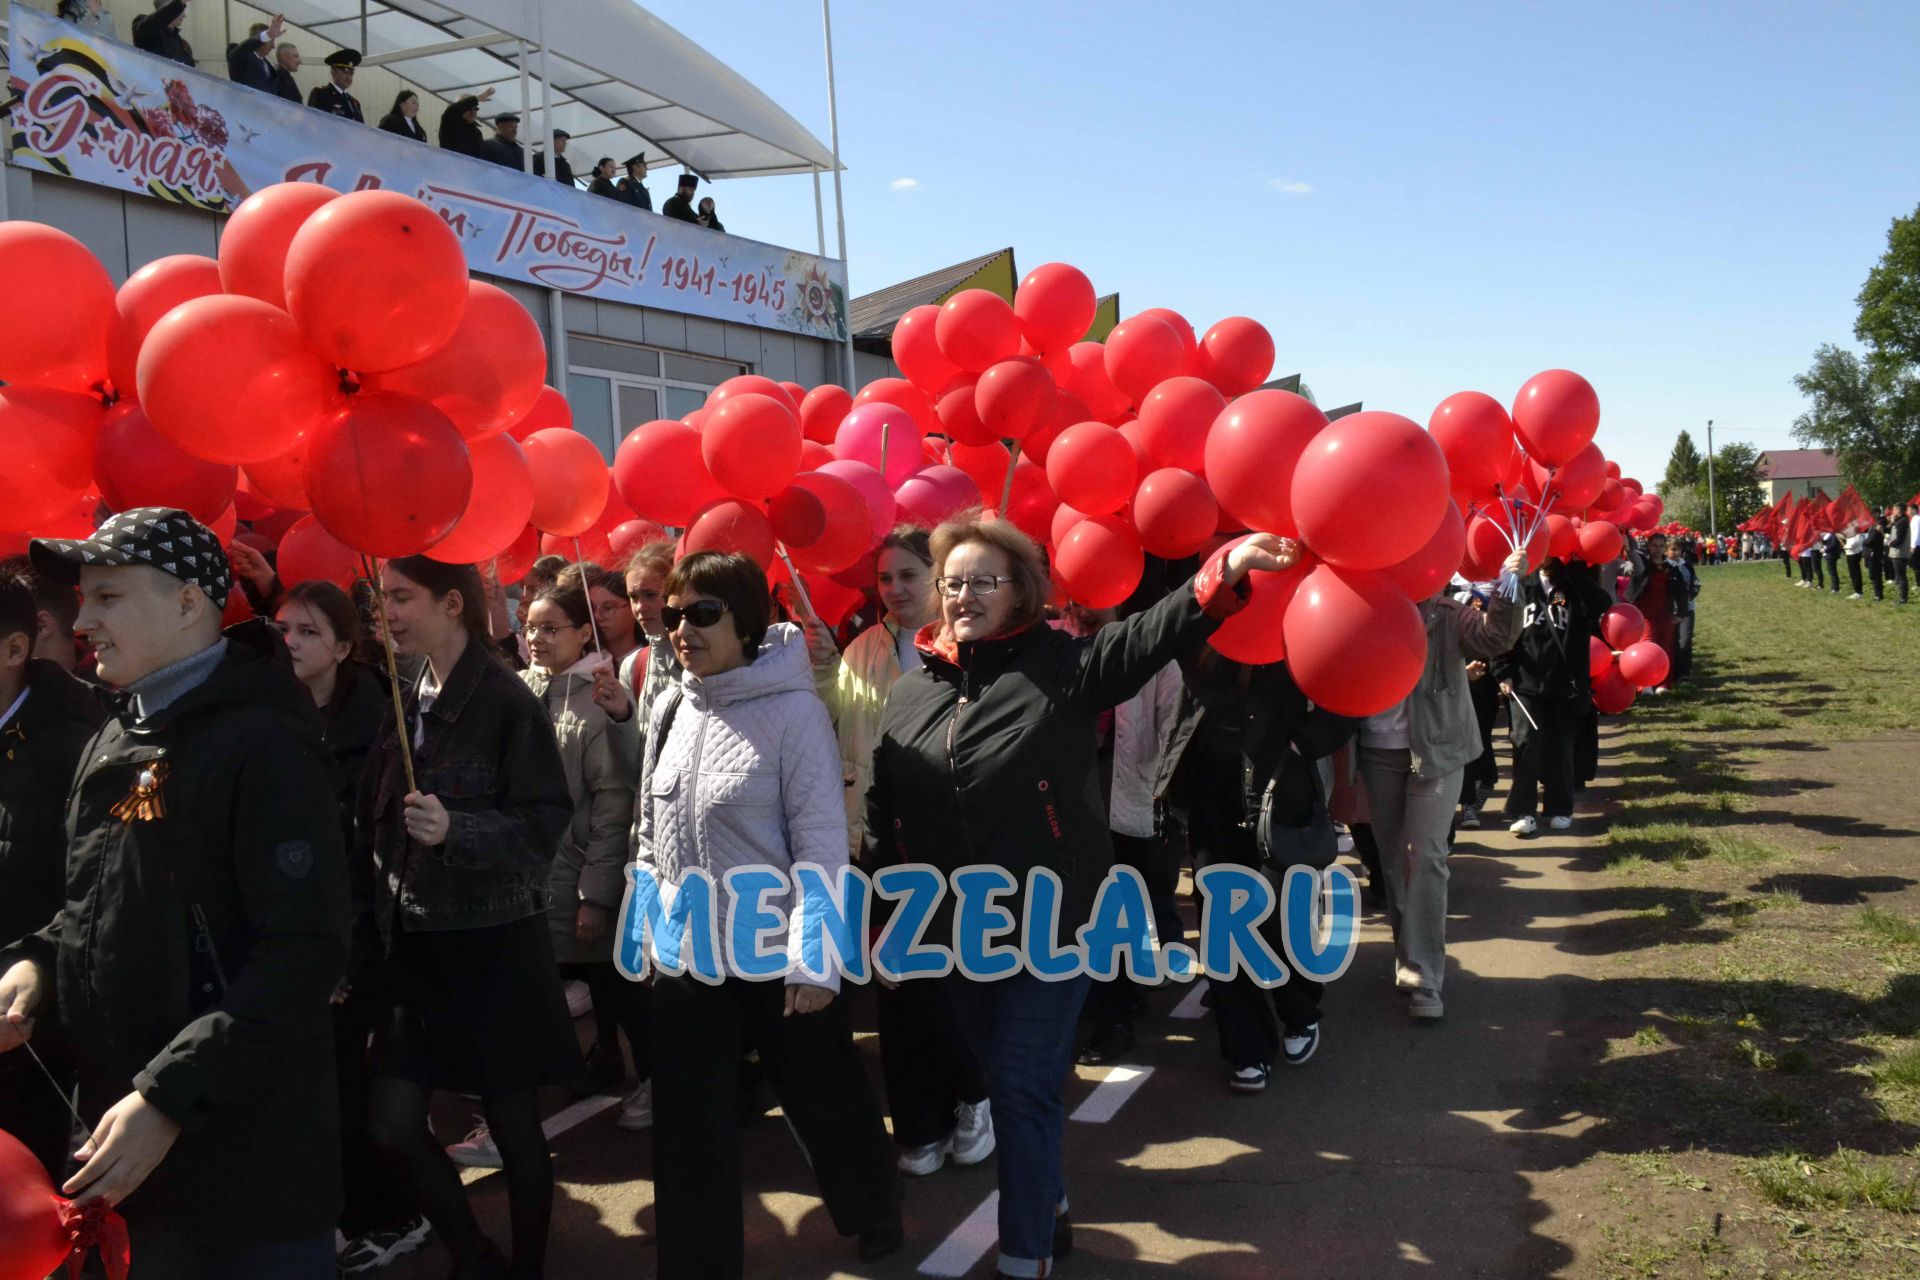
[1673,614,1695,682]
[1780,550,1793,579]
[334,972,417,1237]
[1505,692,1584,820]
[1847,553,1864,594]
[1575,700,1600,786]
[651,975,897,1280]
[1826,551,1842,591]
[1868,553,1886,600]
[559,959,651,1079]
[1894,558,1912,603]
[876,977,987,1149]
[1190,815,1323,1066]
[1083,830,1184,1028]
[1458,675,1499,805]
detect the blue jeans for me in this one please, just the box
[946,970,1090,1278]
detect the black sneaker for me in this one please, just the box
[858,1214,904,1263]
[1229,1063,1271,1094]
[1282,1023,1320,1066]
[1055,1211,1074,1259]
[1075,1022,1135,1066]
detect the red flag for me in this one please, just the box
[1828,485,1873,534]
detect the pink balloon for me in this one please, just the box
[894,464,981,528]
[834,401,925,487]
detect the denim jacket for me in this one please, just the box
[358,636,573,944]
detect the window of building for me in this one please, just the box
[566,337,745,460]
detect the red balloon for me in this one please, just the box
[1592,662,1637,714]
[219,183,338,309]
[305,392,473,557]
[1209,545,1311,665]
[614,420,725,526]
[493,523,542,583]
[816,459,898,544]
[541,524,613,566]
[284,190,469,372]
[835,400,925,487]
[800,439,835,471]
[1282,565,1428,717]
[855,378,938,436]
[137,294,345,465]
[975,358,1057,441]
[1051,502,1089,550]
[1428,391,1513,501]
[1543,513,1579,560]
[1532,441,1608,512]
[708,375,798,415]
[1381,500,1467,601]
[1045,422,1137,516]
[1462,511,1546,580]
[800,384,854,445]
[892,304,961,393]
[94,403,236,522]
[895,465,980,528]
[1204,390,1327,536]
[782,471,874,573]
[0,222,116,393]
[609,518,668,561]
[1600,603,1647,651]
[1064,341,1131,421]
[1588,635,1614,679]
[950,441,1013,502]
[684,498,776,569]
[1291,411,1449,570]
[251,506,307,546]
[935,374,998,447]
[1193,317,1275,397]
[242,442,312,511]
[1619,640,1670,690]
[0,387,100,528]
[108,254,223,399]
[522,428,610,536]
[1014,263,1097,353]
[364,281,546,440]
[507,386,573,442]
[1578,519,1625,564]
[1133,308,1197,365]
[277,514,365,590]
[936,290,1021,373]
[1103,315,1186,405]
[999,460,1059,544]
[0,1129,79,1280]
[428,433,535,564]
[1135,376,1226,472]
[1511,369,1600,466]
[1133,468,1220,559]
[1054,516,1145,609]
[769,483,828,547]
[703,392,802,499]
[1619,476,1644,498]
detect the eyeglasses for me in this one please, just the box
[935,575,1015,599]
[662,600,729,630]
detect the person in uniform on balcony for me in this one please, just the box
[533,130,574,186]
[617,154,653,211]
[661,172,701,223]
[309,48,364,123]
[380,90,428,142]
[226,16,286,94]
[483,113,526,170]
[438,87,495,159]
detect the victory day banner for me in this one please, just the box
[3,5,848,340]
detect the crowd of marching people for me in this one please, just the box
[0,499,1705,1280]
[1775,501,1918,605]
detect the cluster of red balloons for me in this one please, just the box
[1586,602,1667,713]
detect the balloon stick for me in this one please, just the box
[775,544,818,622]
[360,555,418,795]
[1508,687,1541,731]
[573,537,607,657]
[999,440,1022,516]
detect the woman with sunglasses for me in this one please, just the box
[634,551,900,1279]
[821,527,994,1178]
[358,557,575,1280]
[863,517,1294,1280]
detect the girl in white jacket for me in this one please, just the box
[634,551,900,1279]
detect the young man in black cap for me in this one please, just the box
[533,129,574,186]
[618,153,653,210]
[484,112,525,169]
[309,47,364,122]
[661,171,701,222]
[0,572,104,1181]
[0,508,350,1278]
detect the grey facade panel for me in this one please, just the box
[757,332,798,382]
[124,199,219,270]
[24,173,132,282]
[723,323,760,365]
[792,337,832,388]
[642,308,688,351]
[684,316,727,357]
[561,293,599,337]
[597,301,648,343]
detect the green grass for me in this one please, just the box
[1741,1149,1920,1213]
[1858,906,1920,949]
[1604,821,1789,869]
[1875,1044,1920,1089]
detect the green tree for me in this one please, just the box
[1793,203,1920,506]
[1704,440,1765,531]
[1661,430,1703,496]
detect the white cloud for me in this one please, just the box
[1268,178,1314,195]
[890,177,920,192]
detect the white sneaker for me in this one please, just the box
[897,1138,949,1176]
[950,1098,995,1165]
[1508,815,1538,836]
[337,1216,432,1274]
[1548,815,1573,831]
[617,1080,654,1131]
[1849,592,1863,600]
[565,980,593,1019]
[446,1122,502,1169]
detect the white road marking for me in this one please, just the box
[1071,1065,1153,1124]
[541,1092,623,1140]
[1169,983,1211,1020]
[917,1190,1000,1277]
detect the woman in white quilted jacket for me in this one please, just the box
[635,551,900,1280]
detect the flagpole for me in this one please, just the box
[1705,418,1717,542]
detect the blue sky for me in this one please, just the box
[644,0,1918,486]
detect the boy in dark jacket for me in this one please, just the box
[0,572,104,1180]
[0,509,349,1278]
[1496,557,1612,834]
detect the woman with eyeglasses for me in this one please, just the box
[862,517,1293,1280]
[816,527,995,1178]
[633,551,901,1278]
[357,557,575,1280]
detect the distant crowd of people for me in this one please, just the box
[1779,502,1917,604]
[62,0,731,233]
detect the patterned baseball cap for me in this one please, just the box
[31,507,232,609]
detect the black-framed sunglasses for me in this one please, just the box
[935,574,1015,599]
[662,600,729,630]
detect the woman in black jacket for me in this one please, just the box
[864,517,1292,1280]
[359,557,575,1280]
[380,91,428,142]
[438,90,493,159]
